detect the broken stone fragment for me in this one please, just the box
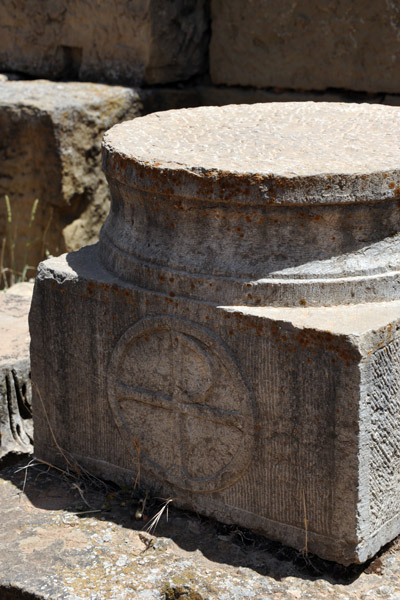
[0,283,33,459]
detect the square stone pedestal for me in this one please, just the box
[30,245,400,565]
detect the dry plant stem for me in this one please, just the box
[2,196,41,288]
[71,482,94,509]
[22,460,29,495]
[135,489,149,519]
[70,509,102,515]
[16,457,107,512]
[32,380,78,474]
[31,382,108,492]
[133,437,141,489]
[302,488,308,557]
[41,206,53,258]
[0,237,6,289]
[145,497,198,535]
[16,458,73,482]
[5,196,15,286]
[21,198,39,281]
[15,458,68,495]
[144,498,175,534]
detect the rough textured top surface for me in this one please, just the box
[103,102,400,204]
[0,79,139,112]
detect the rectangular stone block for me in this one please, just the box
[0,0,208,85]
[30,246,400,565]
[210,0,400,93]
[0,79,141,279]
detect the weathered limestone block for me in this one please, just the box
[0,0,209,85]
[0,80,141,276]
[210,0,400,93]
[30,103,400,565]
[0,283,33,458]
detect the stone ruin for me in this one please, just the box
[1,0,399,93]
[30,101,400,565]
[2,1,400,286]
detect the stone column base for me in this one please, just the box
[30,245,400,565]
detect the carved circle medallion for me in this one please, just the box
[107,316,254,493]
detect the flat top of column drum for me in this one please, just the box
[103,102,400,205]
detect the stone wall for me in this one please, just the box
[210,0,400,93]
[2,1,400,282]
[0,0,209,85]
[3,1,400,94]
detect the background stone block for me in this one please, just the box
[0,0,209,85]
[210,0,400,93]
[0,79,141,277]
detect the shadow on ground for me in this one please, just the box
[0,454,391,588]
